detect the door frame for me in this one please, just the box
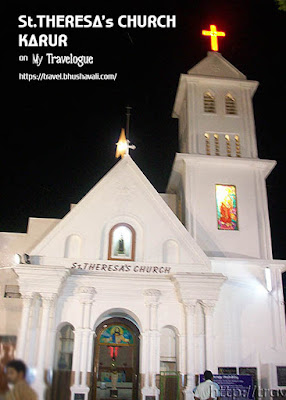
[91,317,140,400]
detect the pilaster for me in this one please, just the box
[70,286,96,400]
[142,289,161,400]
[182,300,197,400]
[16,293,34,359]
[200,300,217,372]
[33,293,57,400]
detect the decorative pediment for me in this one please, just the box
[30,156,210,270]
[188,51,246,80]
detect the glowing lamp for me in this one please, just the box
[115,128,128,158]
[109,346,119,359]
[202,24,226,51]
[14,254,21,264]
[265,267,272,292]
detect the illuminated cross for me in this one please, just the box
[202,24,226,51]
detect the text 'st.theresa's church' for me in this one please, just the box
[0,47,286,400]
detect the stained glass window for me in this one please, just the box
[216,184,238,230]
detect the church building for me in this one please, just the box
[0,46,285,400]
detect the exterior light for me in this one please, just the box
[265,267,272,292]
[14,254,21,264]
[115,128,128,158]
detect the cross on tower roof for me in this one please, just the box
[202,24,226,51]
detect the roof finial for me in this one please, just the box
[126,105,132,140]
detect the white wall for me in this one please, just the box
[185,161,266,258]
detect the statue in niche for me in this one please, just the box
[117,235,125,254]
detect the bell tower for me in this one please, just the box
[167,50,276,259]
[173,50,259,159]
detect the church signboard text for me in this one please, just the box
[71,262,171,274]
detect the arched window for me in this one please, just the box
[108,223,136,261]
[235,135,241,157]
[160,326,178,371]
[56,324,74,371]
[214,134,220,156]
[225,134,231,157]
[225,94,237,115]
[52,324,74,400]
[204,92,216,113]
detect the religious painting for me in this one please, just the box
[0,336,17,395]
[108,223,135,261]
[99,325,134,346]
[216,184,238,230]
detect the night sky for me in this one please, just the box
[2,0,285,276]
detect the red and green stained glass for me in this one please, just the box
[216,184,238,230]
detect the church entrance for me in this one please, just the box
[91,317,140,400]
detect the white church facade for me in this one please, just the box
[0,51,285,400]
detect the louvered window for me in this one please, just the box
[204,92,216,113]
[225,94,237,114]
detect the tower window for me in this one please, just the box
[225,135,231,157]
[204,133,211,155]
[204,92,216,113]
[235,135,241,157]
[214,134,220,156]
[225,94,237,115]
[108,223,136,261]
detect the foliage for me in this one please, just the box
[276,0,286,11]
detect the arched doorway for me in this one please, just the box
[91,317,140,400]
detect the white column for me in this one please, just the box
[16,293,34,359]
[80,329,91,386]
[27,295,41,367]
[33,294,56,400]
[140,331,149,389]
[201,300,216,372]
[142,289,161,400]
[87,331,96,375]
[183,300,197,400]
[46,300,58,387]
[70,286,95,400]
[79,292,94,387]
[178,332,186,385]
[72,328,83,386]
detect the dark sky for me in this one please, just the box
[2,0,285,268]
